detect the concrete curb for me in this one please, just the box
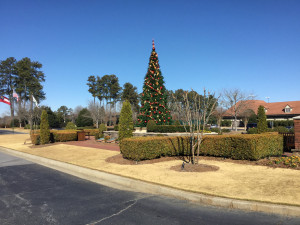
[0,146,299,217]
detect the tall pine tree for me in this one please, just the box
[138,40,172,126]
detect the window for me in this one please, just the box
[285,106,292,113]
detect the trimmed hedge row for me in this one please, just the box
[147,125,211,133]
[147,125,187,133]
[201,133,283,160]
[120,136,190,161]
[82,129,99,136]
[120,133,283,161]
[31,130,78,145]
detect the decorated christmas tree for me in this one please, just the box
[138,40,172,127]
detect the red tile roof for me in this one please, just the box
[224,100,300,117]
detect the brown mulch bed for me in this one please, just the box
[170,163,219,172]
[105,154,181,165]
[105,154,300,170]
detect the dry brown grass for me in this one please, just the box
[0,133,299,206]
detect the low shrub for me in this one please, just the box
[120,133,283,161]
[83,129,99,136]
[65,122,76,130]
[247,128,258,134]
[146,120,156,132]
[210,128,221,133]
[120,136,190,161]
[221,120,231,126]
[221,128,231,133]
[272,126,290,133]
[30,132,40,145]
[52,130,77,142]
[99,124,107,138]
[201,133,283,160]
[31,130,78,144]
[147,125,187,133]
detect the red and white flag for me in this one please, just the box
[0,96,11,105]
[13,90,19,102]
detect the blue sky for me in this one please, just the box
[1,0,299,115]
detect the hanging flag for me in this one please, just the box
[13,89,19,102]
[32,95,39,108]
[0,96,11,105]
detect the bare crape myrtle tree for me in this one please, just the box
[173,89,218,164]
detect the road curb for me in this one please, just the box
[0,146,299,217]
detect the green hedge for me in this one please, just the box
[82,129,99,136]
[120,133,283,161]
[31,130,78,145]
[120,136,190,161]
[147,125,187,133]
[201,133,283,160]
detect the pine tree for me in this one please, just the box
[119,100,134,141]
[257,105,268,133]
[138,40,172,127]
[40,110,50,144]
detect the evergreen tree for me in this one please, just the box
[40,110,50,144]
[0,57,17,119]
[76,108,93,127]
[138,40,172,126]
[121,82,139,111]
[87,75,97,104]
[119,100,134,141]
[257,105,268,133]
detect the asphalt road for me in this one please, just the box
[0,129,26,135]
[0,151,299,225]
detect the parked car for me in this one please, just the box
[286,126,294,130]
[210,124,218,129]
[246,123,257,131]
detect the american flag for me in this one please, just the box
[0,96,11,105]
[13,90,19,102]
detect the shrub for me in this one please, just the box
[272,126,290,133]
[201,133,283,160]
[146,120,156,132]
[221,120,231,126]
[98,123,107,138]
[114,124,119,131]
[247,128,258,134]
[257,105,268,133]
[120,136,190,161]
[30,132,40,145]
[31,130,77,144]
[119,100,134,141]
[65,122,76,130]
[210,128,221,133]
[221,128,231,133]
[120,133,283,161]
[40,110,50,145]
[83,129,99,136]
[52,130,77,142]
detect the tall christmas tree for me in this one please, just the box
[138,40,172,127]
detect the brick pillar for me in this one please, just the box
[293,116,300,150]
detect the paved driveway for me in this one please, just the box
[0,152,299,225]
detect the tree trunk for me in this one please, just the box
[29,95,34,131]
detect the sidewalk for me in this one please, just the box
[0,133,300,216]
